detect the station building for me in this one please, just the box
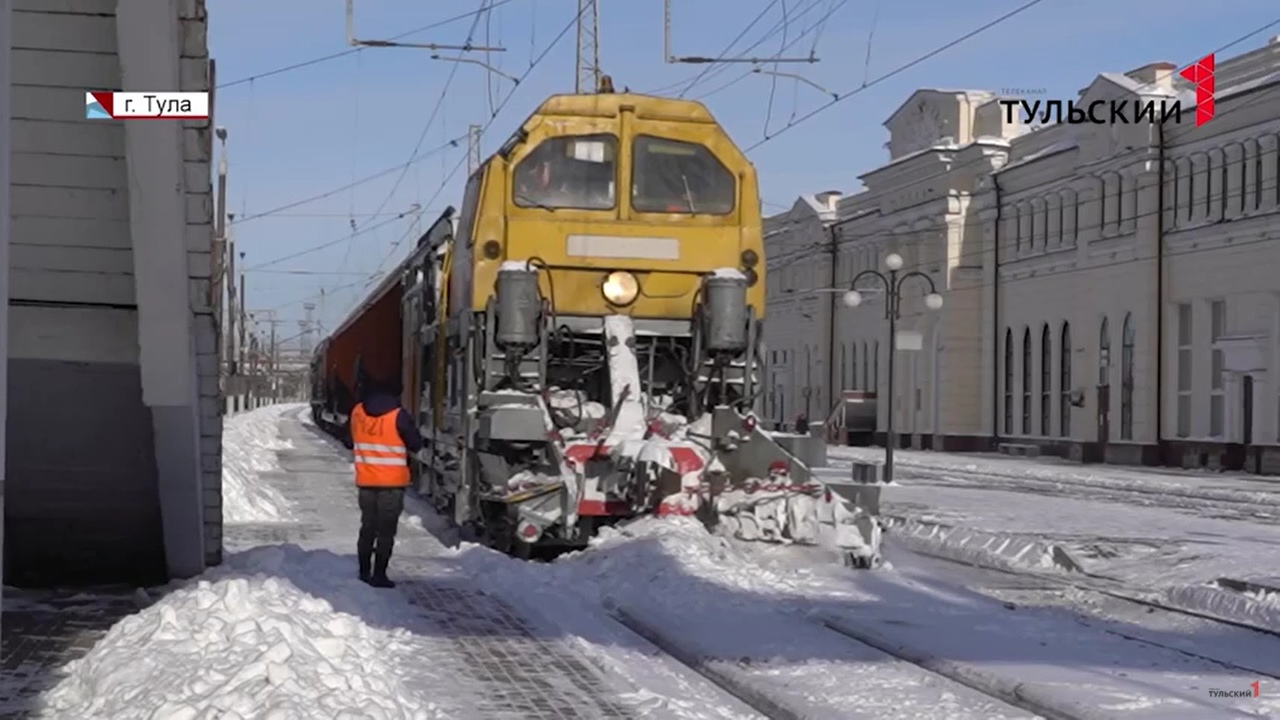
[2,0,222,586]
[764,37,1280,472]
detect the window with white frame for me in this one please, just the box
[849,343,858,390]
[1060,322,1072,437]
[1176,303,1192,438]
[1210,299,1226,437]
[1040,324,1052,435]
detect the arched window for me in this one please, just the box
[1060,322,1072,437]
[861,341,869,391]
[1022,328,1032,434]
[1003,329,1014,434]
[849,343,858,390]
[1121,313,1135,439]
[1041,324,1052,435]
[1098,317,1111,388]
[873,341,880,395]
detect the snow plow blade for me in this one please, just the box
[704,406,884,568]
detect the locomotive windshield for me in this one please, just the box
[630,135,735,215]
[513,134,617,211]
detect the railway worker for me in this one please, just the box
[350,375,423,588]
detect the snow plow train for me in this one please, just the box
[310,83,883,567]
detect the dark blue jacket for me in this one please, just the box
[357,391,424,453]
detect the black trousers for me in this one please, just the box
[357,486,405,575]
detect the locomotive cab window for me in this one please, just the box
[631,136,735,215]
[513,134,617,210]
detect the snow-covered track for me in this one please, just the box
[866,459,1280,521]
[892,535,1280,679]
[609,604,1044,720]
[818,616,1101,720]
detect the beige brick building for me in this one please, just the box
[764,38,1280,472]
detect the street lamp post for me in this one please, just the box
[842,252,944,484]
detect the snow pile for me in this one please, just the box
[1162,583,1280,634]
[41,545,447,719]
[882,514,1083,574]
[474,516,804,608]
[221,404,296,522]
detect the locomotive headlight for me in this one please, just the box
[602,271,639,305]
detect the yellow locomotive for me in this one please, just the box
[316,83,882,564]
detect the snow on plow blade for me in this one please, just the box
[705,406,885,568]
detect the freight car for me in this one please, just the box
[311,83,884,566]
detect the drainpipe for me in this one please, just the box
[1155,118,1166,463]
[990,174,1003,443]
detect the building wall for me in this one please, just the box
[5,0,219,585]
[765,38,1280,472]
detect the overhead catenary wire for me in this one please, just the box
[744,0,1051,151]
[689,1,847,101]
[216,0,522,90]
[335,0,592,319]
[674,0,779,98]
[764,17,1280,275]
[228,135,464,225]
[646,0,830,97]
[350,0,493,239]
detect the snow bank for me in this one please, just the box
[222,404,296,523]
[42,545,447,720]
[1161,583,1280,634]
[882,514,1084,574]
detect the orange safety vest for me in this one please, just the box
[350,403,411,488]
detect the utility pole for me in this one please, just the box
[575,0,600,93]
[238,258,246,379]
[225,220,236,379]
[467,124,482,175]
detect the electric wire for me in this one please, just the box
[229,135,464,225]
[215,0,522,89]
[744,0,1052,151]
[763,19,1280,275]
[674,0,779,98]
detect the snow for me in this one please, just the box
[708,267,746,280]
[602,314,647,442]
[42,545,450,719]
[32,406,1280,719]
[221,404,295,523]
[829,445,1280,630]
[498,259,533,272]
[465,515,1279,718]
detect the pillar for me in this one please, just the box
[1,0,13,606]
[116,0,205,578]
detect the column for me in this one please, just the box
[1,0,13,605]
[117,0,206,578]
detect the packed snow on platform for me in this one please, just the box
[40,545,452,719]
[221,404,296,523]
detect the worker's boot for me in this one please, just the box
[357,553,372,584]
[370,547,396,589]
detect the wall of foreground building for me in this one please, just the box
[765,38,1280,474]
[6,0,221,586]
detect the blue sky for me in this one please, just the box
[208,0,1276,337]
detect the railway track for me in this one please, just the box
[833,457,1280,521]
[885,530,1280,684]
[607,592,1267,720]
[883,512,1280,643]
